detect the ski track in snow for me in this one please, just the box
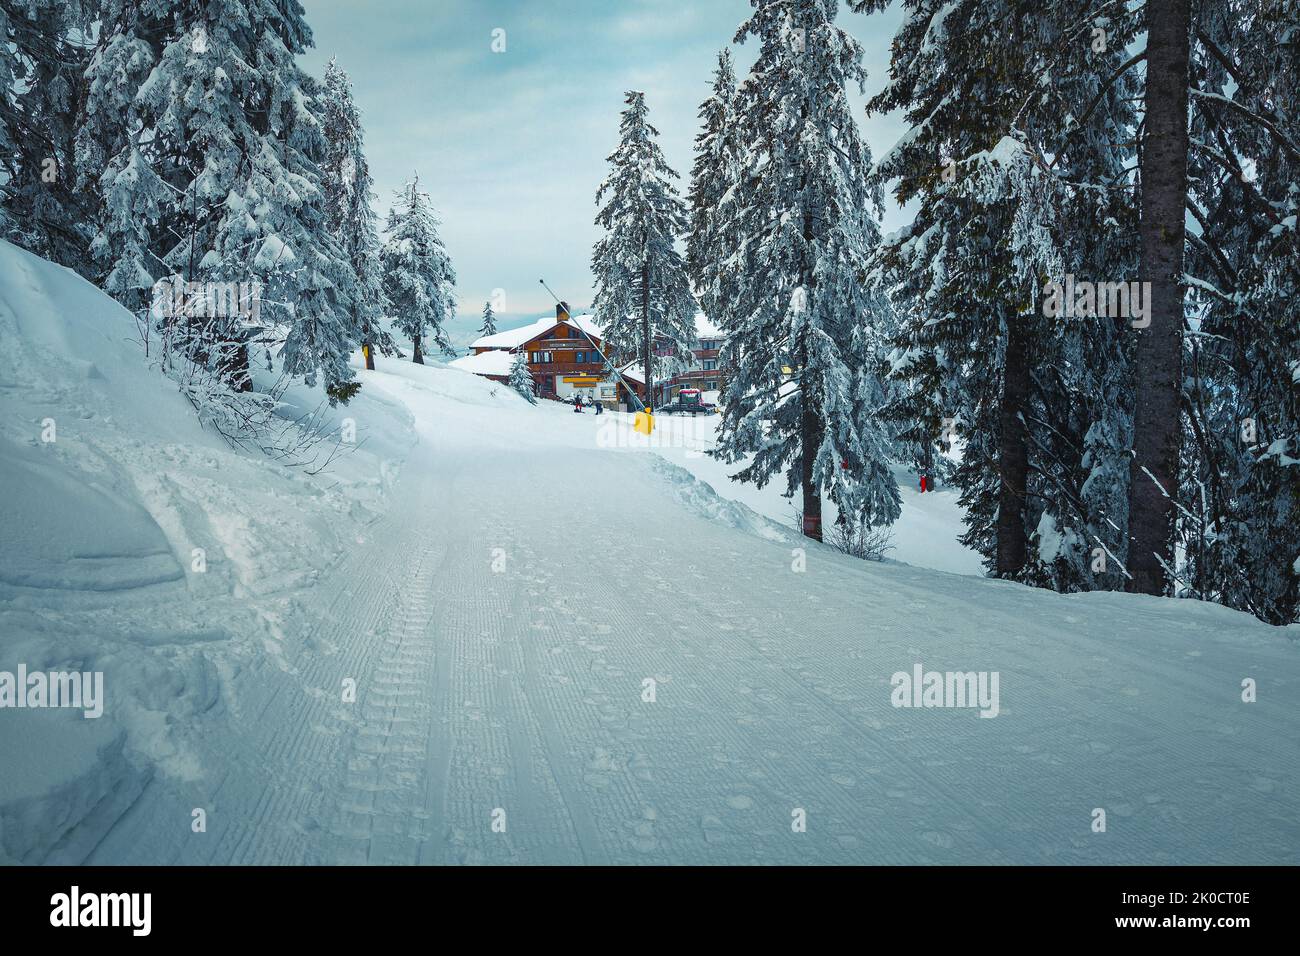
[3,243,1295,865]
[82,371,1300,866]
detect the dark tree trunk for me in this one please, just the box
[230,341,252,392]
[801,392,824,542]
[1128,0,1190,596]
[412,333,424,365]
[214,320,251,392]
[641,259,652,409]
[799,186,822,542]
[996,309,1030,576]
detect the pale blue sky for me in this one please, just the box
[300,0,909,343]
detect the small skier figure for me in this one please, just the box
[919,473,930,493]
[574,395,583,413]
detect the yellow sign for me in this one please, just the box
[633,411,654,435]
[563,376,601,386]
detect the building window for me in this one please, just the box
[574,351,585,363]
[702,359,717,371]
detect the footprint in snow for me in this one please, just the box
[1250,776,1277,794]
[627,814,658,854]
[921,831,955,849]
[701,814,727,844]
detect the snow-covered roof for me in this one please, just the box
[694,311,723,339]
[620,361,645,384]
[470,312,603,350]
[450,350,515,377]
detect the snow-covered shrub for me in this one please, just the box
[826,517,896,562]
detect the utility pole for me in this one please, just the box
[537,278,648,416]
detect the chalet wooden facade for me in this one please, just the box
[453,304,723,409]
[466,303,607,401]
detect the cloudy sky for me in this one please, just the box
[300,0,909,343]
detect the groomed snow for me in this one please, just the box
[2,240,1297,865]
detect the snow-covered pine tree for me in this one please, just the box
[1008,1,1142,595]
[87,145,171,320]
[77,0,362,396]
[686,48,739,324]
[0,0,95,271]
[319,58,393,373]
[77,0,172,319]
[381,176,457,365]
[479,301,498,337]
[859,0,1141,582]
[1177,0,1300,623]
[711,0,900,541]
[508,350,537,404]
[591,91,698,403]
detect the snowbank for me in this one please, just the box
[590,407,985,576]
[0,240,422,861]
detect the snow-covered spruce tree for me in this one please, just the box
[591,91,698,401]
[381,176,457,365]
[76,0,362,397]
[686,48,740,324]
[1177,0,1300,623]
[859,0,1141,583]
[0,0,96,271]
[508,350,537,404]
[77,0,172,321]
[1013,2,1142,594]
[711,0,899,541]
[319,57,393,374]
[479,300,498,337]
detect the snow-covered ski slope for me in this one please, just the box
[1,240,1297,865]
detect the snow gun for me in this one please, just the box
[538,278,654,435]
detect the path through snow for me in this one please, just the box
[86,366,1300,865]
